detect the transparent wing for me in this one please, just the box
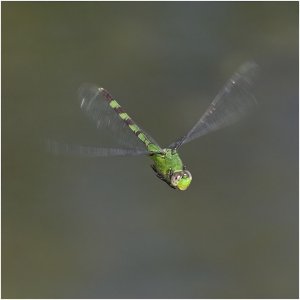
[169,61,259,149]
[46,139,149,157]
[79,83,161,153]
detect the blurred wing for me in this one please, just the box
[170,61,259,149]
[46,139,149,157]
[79,83,161,153]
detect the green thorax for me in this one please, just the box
[150,149,192,190]
[151,148,183,177]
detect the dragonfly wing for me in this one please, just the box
[169,61,259,149]
[46,139,150,157]
[79,84,162,153]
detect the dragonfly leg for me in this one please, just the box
[151,164,164,180]
[151,165,175,189]
[167,168,173,178]
[151,164,162,178]
[151,164,158,173]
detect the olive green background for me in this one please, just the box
[2,2,298,298]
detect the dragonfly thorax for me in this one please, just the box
[150,148,192,190]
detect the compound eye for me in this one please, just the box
[171,172,182,186]
[183,170,192,179]
[175,174,181,181]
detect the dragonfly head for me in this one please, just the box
[171,170,192,191]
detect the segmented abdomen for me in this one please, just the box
[99,87,157,151]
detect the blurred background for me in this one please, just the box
[2,2,298,298]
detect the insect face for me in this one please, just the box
[171,170,192,191]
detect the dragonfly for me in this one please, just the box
[48,62,258,190]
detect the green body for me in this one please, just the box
[103,89,192,190]
[50,63,256,191]
[151,149,183,176]
[150,149,192,190]
[50,62,256,191]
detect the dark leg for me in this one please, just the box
[150,165,176,189]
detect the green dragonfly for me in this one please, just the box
[48,62,258,190]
